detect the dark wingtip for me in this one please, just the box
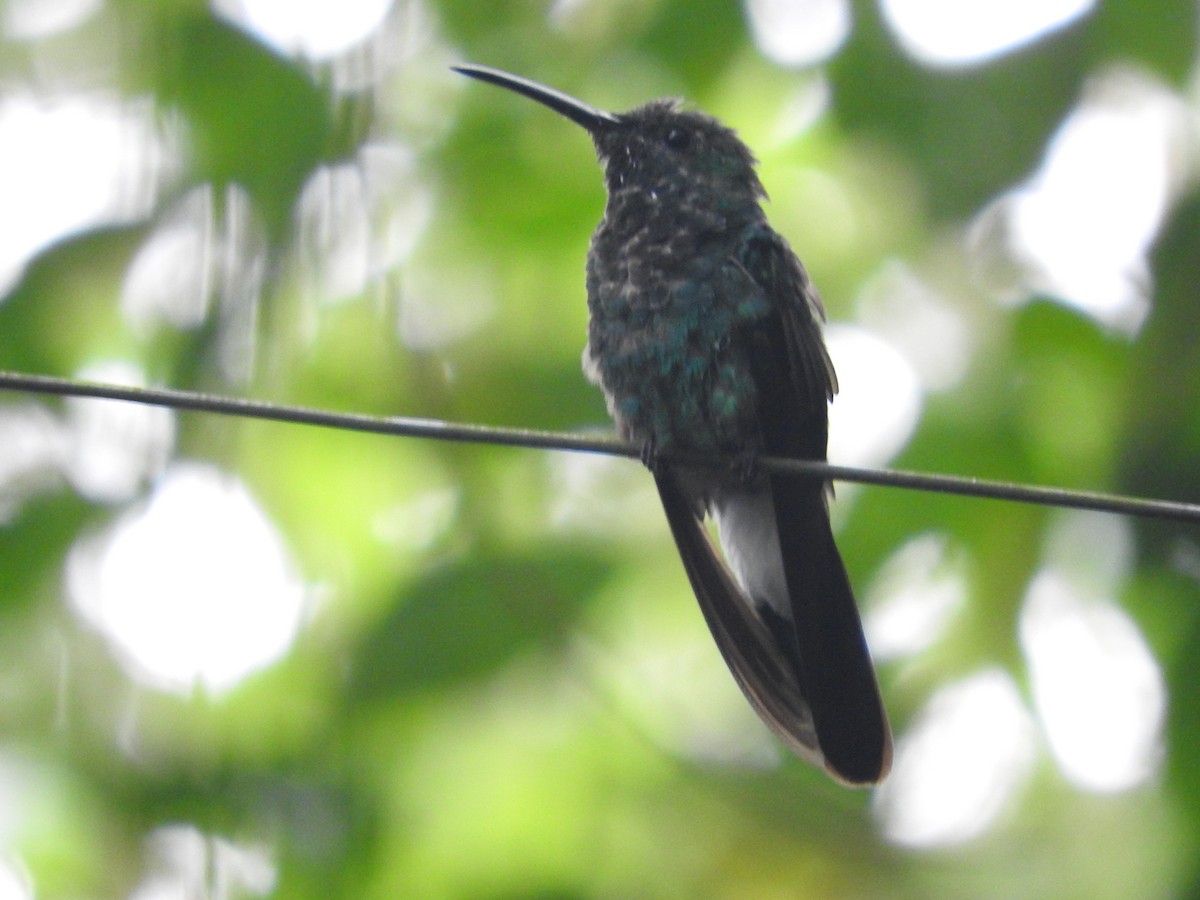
[768,475,893,786]
[824,727,893,786]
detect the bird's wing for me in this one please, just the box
[732,227,892,784]
[737,227,835,431]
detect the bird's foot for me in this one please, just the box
[729,449,761,485]
[639,439,662,475]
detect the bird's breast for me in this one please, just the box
[583,222,770,457]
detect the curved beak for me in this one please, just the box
[452,64,621,134]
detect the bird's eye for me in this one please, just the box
[665,128,691,150]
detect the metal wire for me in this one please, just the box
[1,369,1196,524]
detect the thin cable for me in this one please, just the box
[1,369,1196,525]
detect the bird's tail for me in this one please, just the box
[769,472,891,783]
[655,469,825,770]
[658,467,891,784]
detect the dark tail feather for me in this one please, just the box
[654,470,826,770]
[772,473,892,784]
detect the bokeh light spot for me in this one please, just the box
[63,362,175,504]
[214,0,394,60]
[745,0,851,68]
[0,94,178,298]
[0,858,32,900]
[826,324,921,470]
[874,669,1036,847]
[972,68,1188,334]
[881,0,1094,66]
[129,825,275,900]
[0,404,66,522]
[67,462,308,694]
[1020,569,1164,792]
[856,261,972,392]
[865,533,965,660]
[294,144,434,307]
[2,0,100,39]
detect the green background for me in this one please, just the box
[1,0,1199,896]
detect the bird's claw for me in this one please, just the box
[639,439,662,475]
[730,450,760,485]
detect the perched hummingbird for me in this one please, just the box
[454,64,891,784]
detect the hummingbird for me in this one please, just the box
[454,64,891,785]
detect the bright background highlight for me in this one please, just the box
[0,0,1196,897]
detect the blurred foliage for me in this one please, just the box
[1,1,1199,898]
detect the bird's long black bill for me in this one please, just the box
[453,64,621,133]
[654,469,827,772]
